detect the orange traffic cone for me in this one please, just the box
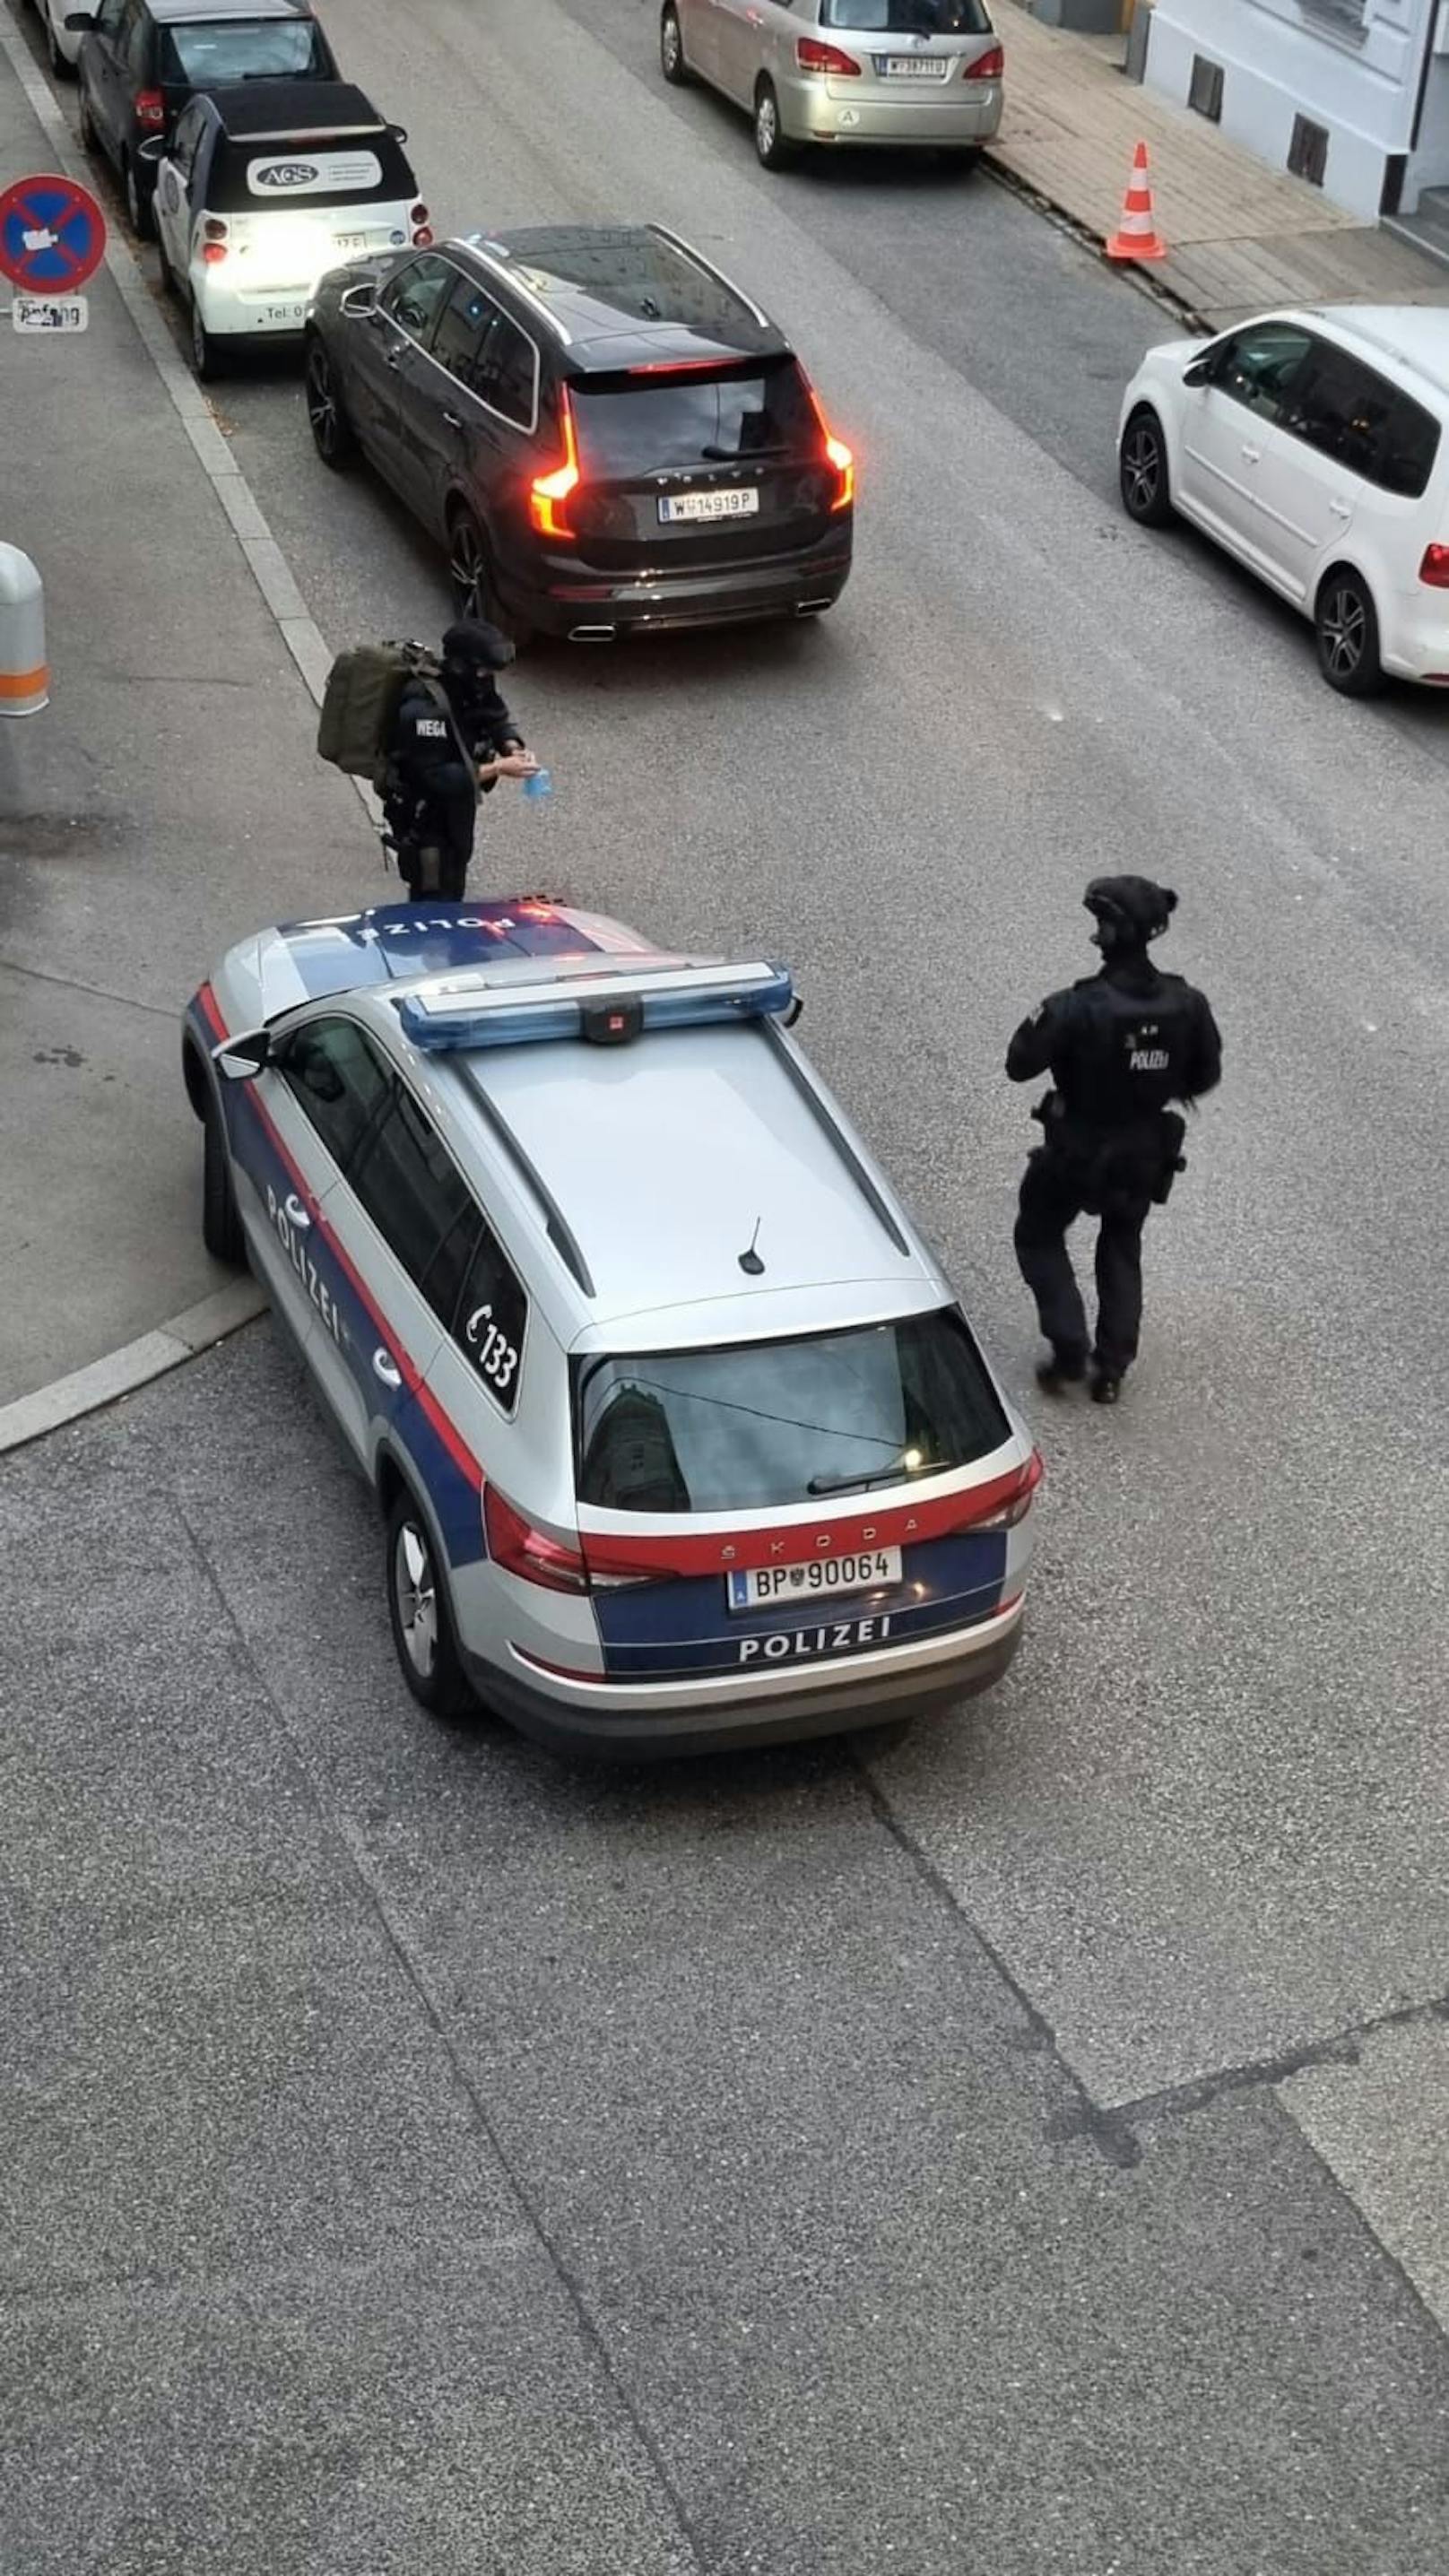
[1106,140,1167,264]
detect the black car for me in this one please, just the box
[69,0,339,239]
[304,223,855,645]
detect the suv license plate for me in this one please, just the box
[881,56,950,77]
[658,488,760,524]
[727,1548,901,1614]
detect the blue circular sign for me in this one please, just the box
[0,172,107,294]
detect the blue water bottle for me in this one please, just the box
[521,766,553,802]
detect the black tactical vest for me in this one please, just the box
[1059,973,1199,1126]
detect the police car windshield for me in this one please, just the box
[574,1309,1008,1515]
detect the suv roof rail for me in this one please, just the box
[464,1075,596,1299]
[646,224,770,330]
[759,1019,910,1259]
[461,238,573,344]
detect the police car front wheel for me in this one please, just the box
[386,1494,473,1720]
[202,1098,245,1267]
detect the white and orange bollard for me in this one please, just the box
[1106,140,1167,265]
[0,542,48,717]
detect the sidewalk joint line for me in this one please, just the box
[0,953,179,1020]
[1110,1991,1449,2128]
[855,1764,1143,2169]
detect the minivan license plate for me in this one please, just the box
[727,1548,901,1613]
[881,56,949,77]
[658,489,760,524]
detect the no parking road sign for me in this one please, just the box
[0,173,106,297]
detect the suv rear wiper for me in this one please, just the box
[807,1454,939,1498]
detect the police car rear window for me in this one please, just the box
[161,20,329,83]
[573,1308,1008,1515]
[209,132,415,212]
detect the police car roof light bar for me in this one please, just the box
[395,959,794,1054]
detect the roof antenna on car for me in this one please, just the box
[738,1218,765,1278]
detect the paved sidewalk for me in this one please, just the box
[991,2,1449,330]
[0,14,370,1419]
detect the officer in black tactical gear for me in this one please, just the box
[386,620,537,900]
[1006,876,1222,1406]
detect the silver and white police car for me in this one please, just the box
[183,899,1041,1756]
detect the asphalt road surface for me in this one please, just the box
[5,0,1449,2567]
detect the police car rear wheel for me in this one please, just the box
[202,1098,245,1267]
[386,1496,473,1719]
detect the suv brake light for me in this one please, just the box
[964,43,1004,79]
[797,37,861,76]
[484,1487,658,1592]
[807,386,855,511]
[1419,543,1449,586]
[951,1450,1043,1533]
[135,87,166,127]
[529,387,581,539]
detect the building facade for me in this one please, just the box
[1143,0,1449,221]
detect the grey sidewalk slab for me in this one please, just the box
[0,20,370,1409]
[992,1,1449,330]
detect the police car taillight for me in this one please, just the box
[952,1450,1043,1533]
[484,1487,657,1592]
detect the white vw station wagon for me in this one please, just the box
[1119,305,1449,695]
[184,899,1040,1757]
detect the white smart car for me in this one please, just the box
[142,76,429,375]
[1118,305,1449,696]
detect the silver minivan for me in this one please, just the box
[660,0,1004,171]
[185,897,1041,1758]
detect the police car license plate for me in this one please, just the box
[881,55,950,76]
[727,1547,900,1614]
[658,489,760,524]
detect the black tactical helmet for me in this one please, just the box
[441,619,515,671]
[1084,874,1178,950]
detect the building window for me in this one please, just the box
[1188,55,1223,123]
[1288,114,1330,188]
[1297,0,1368,38]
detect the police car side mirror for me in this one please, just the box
[212,1028,272,1082]
[388,123,408,144]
